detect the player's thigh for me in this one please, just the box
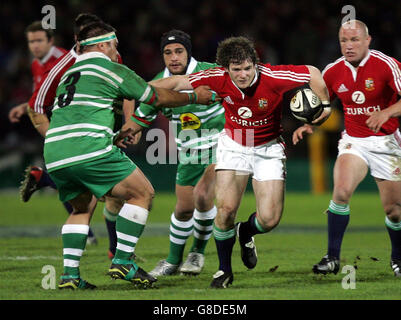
[376,179,401,220]
[333,154,368,200]
[215,170,249,220]
[110,167,154,206]
[252,179,285,228]
[175,184,195,219]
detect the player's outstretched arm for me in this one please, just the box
[366,98,401,133]
[152,85,218,108]
[306,66,332,125]
[149,75,192,91]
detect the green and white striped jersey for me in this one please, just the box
[44,51,157,172]
[133,57,225,163]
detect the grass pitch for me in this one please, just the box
[1,191,400,301]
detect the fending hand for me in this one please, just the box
[193,86,221,105]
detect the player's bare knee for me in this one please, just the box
[194,192,213,212]
[218,204,237,218]
[384,203,401,222]
[174,209,193,221]
[333,187,352,203]
[258,214,280,231]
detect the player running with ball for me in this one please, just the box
[132,36,331,288]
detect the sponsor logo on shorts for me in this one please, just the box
[365,78,375,91]
[345,143,352,149]
[180,113,201,130]
[393,167,401,175]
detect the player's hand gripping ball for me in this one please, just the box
[290,88,323,124]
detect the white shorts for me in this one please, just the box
[215,132,286,181]
[338,130,401,181]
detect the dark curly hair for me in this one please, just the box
[216,36,259,68]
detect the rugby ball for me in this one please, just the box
[290,88,323,123]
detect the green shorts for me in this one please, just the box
[176,162,210,187]
[49,149,136,202]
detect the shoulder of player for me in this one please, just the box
[257,63,310,80]
[45,50,76,77]
[191,65,225,78]
[54,46,68,58]
[321,57,346,77]
[369,50,401,71]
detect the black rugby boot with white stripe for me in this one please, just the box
[391,259,401,277]
[210,270,234,289]
[236,222,257,269]
[312,254,340,275]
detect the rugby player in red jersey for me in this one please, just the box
[293,20,401,277]
[142,36,331,287]
[8,21,66,124]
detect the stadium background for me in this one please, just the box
[1,0,401,193]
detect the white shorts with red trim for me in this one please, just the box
[338,130,401,181]
[215,132,286,181]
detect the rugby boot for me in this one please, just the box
[312,254,340,275]
[210,270,233,289]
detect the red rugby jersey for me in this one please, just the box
[31,46,67,92]
[323,50,401,137]
[29,48,123,114]
[188,63,310,146]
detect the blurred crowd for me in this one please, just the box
[1,0,401,161]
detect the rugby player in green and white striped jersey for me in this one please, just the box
[43,22,217,290]
[131,30,225,277]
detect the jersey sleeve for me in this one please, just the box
[188,67,223,91]
[118,66,158,105]
[266,64,311,95]
[133,103,160,128]
[386,58,401,95]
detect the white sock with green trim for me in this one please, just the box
[166,213,194,265]
[114,204,149,263]
[61,224,89,278]
[190,206,216,254]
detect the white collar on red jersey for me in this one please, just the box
[39,46,56,64]
[75,51,111,63]
[344,50,371,81]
